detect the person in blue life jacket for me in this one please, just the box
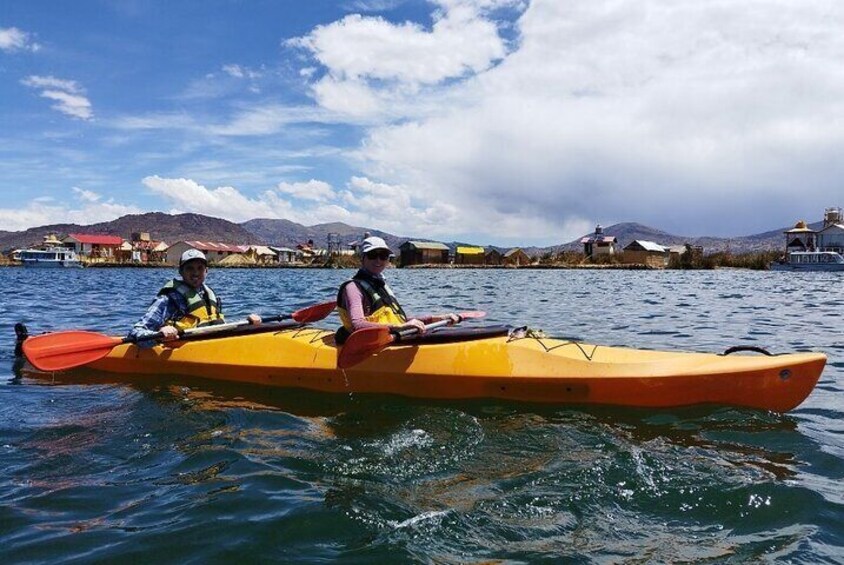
[335,236,459,344]
[128,249,261,347]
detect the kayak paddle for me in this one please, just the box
[337,311,486,369]
[23,300,337,372]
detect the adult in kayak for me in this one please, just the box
[335,236,458,344]
[128,249,261,347]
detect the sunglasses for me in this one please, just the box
[365,250,391,260]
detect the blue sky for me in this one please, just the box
[2,1,843,246]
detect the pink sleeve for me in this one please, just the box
[343,283,390,331]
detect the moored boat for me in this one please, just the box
[770,207,844,271]
[770,250,844,271]
[20,246,82,268]
[71,324,825,412]
[18,234,82,268]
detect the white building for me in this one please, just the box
[580,225,618,258]
[816,207,844,253]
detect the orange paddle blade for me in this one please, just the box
[337,326,396,369]
[23,331,125,372]
[291,300,337,324]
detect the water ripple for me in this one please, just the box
[0,267,842,562]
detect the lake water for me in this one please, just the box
[1,267,842,563]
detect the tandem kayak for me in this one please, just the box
[69,323,825,412]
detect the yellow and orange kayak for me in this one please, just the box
[86,325,826,412]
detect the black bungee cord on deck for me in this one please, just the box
[507,327,780,359]
[506,326,600,361]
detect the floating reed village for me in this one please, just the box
[3,207,844,271]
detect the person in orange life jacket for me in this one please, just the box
[128,249,261,347]
[335,236,459,344]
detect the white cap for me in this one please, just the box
[179,248,207,268]
[360,236,392,255]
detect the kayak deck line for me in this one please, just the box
[506,330,601,361]
[39,324,823,413]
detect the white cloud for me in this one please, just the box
[110,105,333,136]
[21,75,81,92]
[0,27,40,52]
[110,113,198,131]
[206,104,338,135]
[72,187,101,202]
[39,90,94,120]
[331,0,844,240]
[136,174,463,236]
[21,75,93,120]
[288,0,511,121]
[290,12,505,85]
[222,64,263,80]
[9,1,839,245]
[0,199,141,232]
[140,175,347,226]
[345,0,403,11]
[310,77,384,120]
[142,176,287,222]
[337,176,459,236]
[276,180,336,202]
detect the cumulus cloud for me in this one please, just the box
[11,0,838,244]
[0,198,140,232]
[138,174,460,235]
[142,176,288,221]
[337,176,460,235]
[332,0,844,239]
[276,180,336,201]
[0,26,40,52]
[288,0,512,120]
[21,75,93,120]
[290,13,505,84]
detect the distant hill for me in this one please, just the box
[522,221,804,256]
[0,212,261,251]
[0,213,810,255]
[240,218,410,251]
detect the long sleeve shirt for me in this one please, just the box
[342,282,432,331]
[128,288,219,347]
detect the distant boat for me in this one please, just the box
[770,250,844,271]
[20,247,82,268]
[770,207,844,272]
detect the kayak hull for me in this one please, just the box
[86,327,826,412]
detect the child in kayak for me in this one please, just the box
[335,236,458,344]
[128,249,261,347]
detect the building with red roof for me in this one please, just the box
[62,233,125,261]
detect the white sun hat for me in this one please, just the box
[179,248,208,267]
[360,236,392,255]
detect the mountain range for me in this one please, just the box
[0,212,801,255]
